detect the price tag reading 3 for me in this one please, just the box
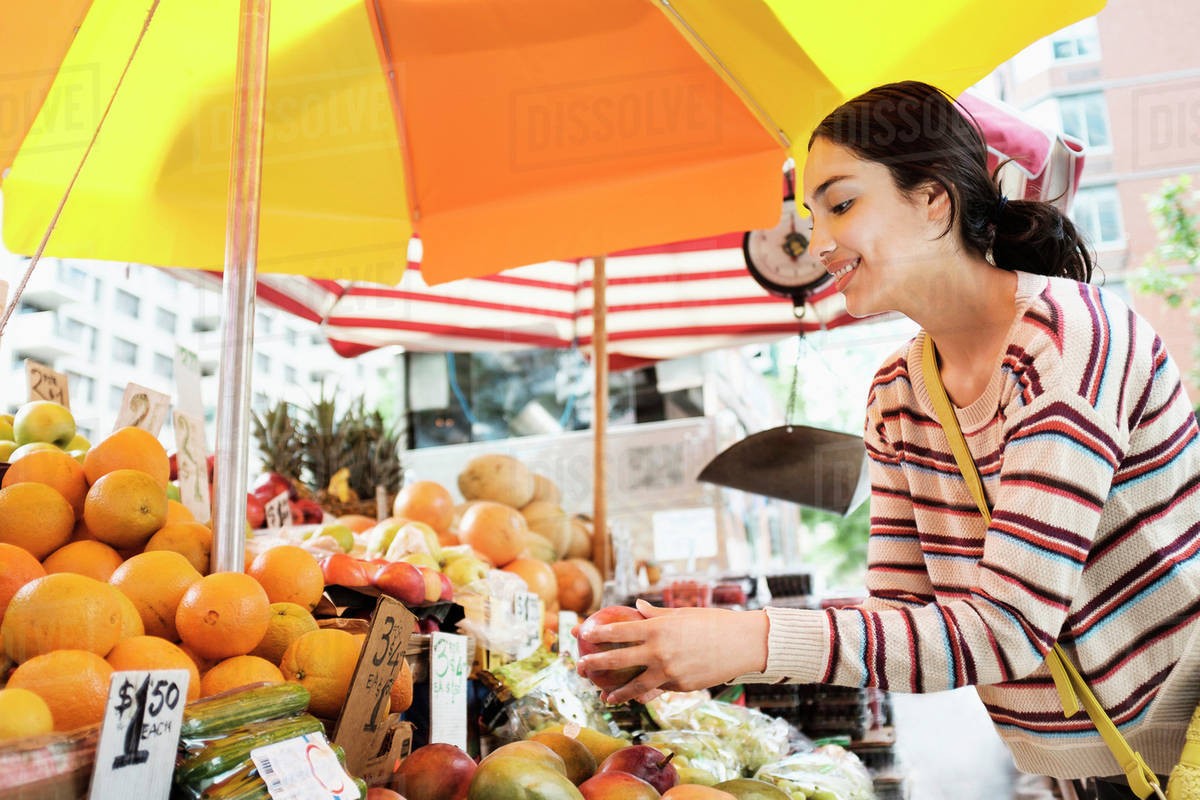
[25,359,70,406]
[89,669,189,800]
[429,632,468,751]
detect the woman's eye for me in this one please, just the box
[831,199,853,215]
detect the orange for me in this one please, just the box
[82,426,170,488]
[390,656,414,713]
[250,602,319,665]
[83,469,168,550]
[113,589,145,640]
[70,516,100,543]
[279,628,363,719]
[502,558,558,608]
[8,650,113,732]
[42,540,125,582]
[246,545,324,611]
[1,573,123,662]
[200,655,284,697]
[175,572,272,661]
[0,543,46,619]
[458,501,529,568]
[0,483,74,559]
[336,514,377,534]
[0,687,55,741]
[1,448,88,518]
[143,522,213,575]
[109,551,203,641]
[178,642,217,676]
[165,499,197,524]
[106,635,202,701]
[392,481,455,534]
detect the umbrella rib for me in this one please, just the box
[654,0,791,149]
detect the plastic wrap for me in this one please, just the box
[641,729,743,783]
[645,691,792,772]
[486,652,622,741]
[753,745,876,800]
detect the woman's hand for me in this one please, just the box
[575,599,769,705]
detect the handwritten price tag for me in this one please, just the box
[264,491,292,529]
[508,591,543,660]
[89,669,189,800]
[173,411,211,525]
[174,346,203,419]
[251,731,360,800]
[429,632,469,751]
[332,594,416,778]
[114,384,170,436]
[25,359,69,407]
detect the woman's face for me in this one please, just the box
[802,137,948,318]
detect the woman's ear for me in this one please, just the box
[922,181,952,223]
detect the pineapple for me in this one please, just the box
[299,386,344,494]
[251,399,304,484]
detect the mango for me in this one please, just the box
[713,779,792,800]
[467,757,582,800]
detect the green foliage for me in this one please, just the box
[800,502,870,589]
[1132,176,1200,381]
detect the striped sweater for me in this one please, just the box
[741,272,1200,779]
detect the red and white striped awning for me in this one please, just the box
[189,89,1083,367]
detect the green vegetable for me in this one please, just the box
[181,682,311,739]
[175,714,324,786]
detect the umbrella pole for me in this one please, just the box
[591,255,611,580]
[212,0,270,573]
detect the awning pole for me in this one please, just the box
[212,0,270,573]
[591,255,611,579]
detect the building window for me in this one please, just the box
[109,384,126,410]
[66,371,95,404]
[284,365,298,384]
[285,328,298,347]
[1059,92,1110,149]
[256,312,272,336]
[115,289,141,318]
[1073,186,1124,247]
[255,353,271,373]
[253,391,270,412]
[112,337,138,366]
[61,317,95,348]
[1051,18,1100,61]
[156,307,177,334]
[153,353,174,379]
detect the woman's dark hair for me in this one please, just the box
[808,81,1093,282]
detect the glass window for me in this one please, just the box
[253,391,270,412]
[153,353,174,379]
[284,365,298,384]
[255,353,270,373]
[285,328,298,347]
[65,371,95,404]
[256,312,272,336]
[1051,18,1100,61]
[1073,185,1124,247]
[156,307,177,334]
[1059,92,1110,148]
[110,384,126,410]
[114,289,141,318]
[112,337,138,366]
[61,317,94,346]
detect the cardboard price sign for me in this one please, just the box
[264,492,292,529]
[25,359,69,407]
[332,594,417,778]
[498,591,543,660]
[114,384,170,436]
[89,669,189,800]
[429,632,469,751]
[172,411,211,524]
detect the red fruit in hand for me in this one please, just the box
[596,745,678,794]
[578,605,646,691]
[320,553,371,587]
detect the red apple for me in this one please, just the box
[366,789,405,800]
[252,471,296,502]
[596,745,677,794]
[245,492,266,529]
[321,553,371,587]
[294,498,326,525]
[393,743,476,800]
[168,452,179,481]
[417,566,443,604]
[437,572,454,602]
[417,617,441,634]
[206,453,217,483]
[372,561,427,605]
[579,772,660,800]
[578,605,647,691]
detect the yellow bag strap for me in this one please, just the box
[921,335,1164,799]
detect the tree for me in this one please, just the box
[1133,176,1200,385]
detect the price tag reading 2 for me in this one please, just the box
[89,669,189,800]
[331,594,416,779]
[26,359,70,406]
[429,632,469,751]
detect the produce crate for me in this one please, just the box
[0,725,98,800]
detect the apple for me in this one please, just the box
[167,452,179,481]
[245,492,266,528]
[372,561,427,605]
[417,617,441,634]
[252,471,295,502]
[443,555,489,588]
[416,566,443,604]
[392,743,476,800]
[0,417,12,441]
[596,745,678,794]
[437,572,454,602]
[166,482,182,501]
[315,523,354,553]
[12,401,76,447]
[9,442,61,461]
[399,552,440,572]
[366,789,405,800]
[320,553,371,587]
[294,498,326,525]
[578,606,647,692]
[0,440,17,462]
[579,772,661,800]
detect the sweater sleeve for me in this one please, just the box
[815,387,1124,693]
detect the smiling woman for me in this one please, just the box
[577,81,1200,800]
